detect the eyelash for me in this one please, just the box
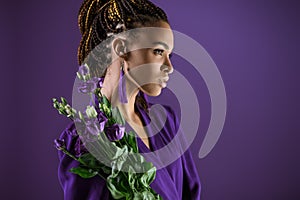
[153,49,173,58]
[153,49,164,56]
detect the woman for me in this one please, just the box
[58,0,201,199]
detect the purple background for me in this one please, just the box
[1,0,299,199]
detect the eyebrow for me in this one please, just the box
[152,42,170,50]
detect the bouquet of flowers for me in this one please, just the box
[53,65,162,200]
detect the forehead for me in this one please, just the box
[126,26,174,51]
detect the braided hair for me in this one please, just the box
[77,0,169,111]
[78,0,168,75]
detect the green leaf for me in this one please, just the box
[112,145,128,160]
[141,191,155,200]
[111,155,126,175]
[133,192,143,200]
[111,107,125,125]
[94,88,102,100]
[127,166,136,190]
[133,191,155,200]
[101,165,111,174]
[102,95,111,108]
[69,166,98,178]
[78,153,101,169]
[137,162,156,187]
[142,161,153,171]
[140,166,156,186]
[149,188,162,200]
[133,153,145,164]
[126,131,138,153]
[107,175,128,199]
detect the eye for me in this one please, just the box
[153,49,164,56]
[169,53,173,58]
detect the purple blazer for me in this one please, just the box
[58,104,201,200]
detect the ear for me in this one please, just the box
[112,37,128,59]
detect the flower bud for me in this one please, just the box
[78,111,84,121]
[78,65,90,76]
[76,72,82,80]
[104,124,125,141]
[60,97,67,105]
[53,101,60,109]
[86,106,97,119]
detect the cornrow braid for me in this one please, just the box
[78,0,109,35]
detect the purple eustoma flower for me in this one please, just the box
[74,138,88,157]
[70,125,79,136]
[84,118,101,136]
[54,139,65,150]
[78,77,100,94]
[104,124,125,141]
[98,77,104,88]
[74,116,107,143]
[78,65,90,76]
[97,111,108,132]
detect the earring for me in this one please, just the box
[118,60,128,103]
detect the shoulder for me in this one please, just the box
[58,122,87,158]
[60,122,77,138]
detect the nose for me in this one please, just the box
[161,57,174,74]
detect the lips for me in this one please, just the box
[161,77,169,82]
[159,77,169,88]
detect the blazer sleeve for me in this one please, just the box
[57,123,112,200]
[181,148,201,200]
[169,106,201,200]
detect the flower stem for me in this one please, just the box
[60,147,107,181]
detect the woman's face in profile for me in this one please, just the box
[125,21,174,96]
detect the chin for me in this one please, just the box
[140,84,163,97]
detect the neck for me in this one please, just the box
[101,73,141,123]
[118,96,138,123]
